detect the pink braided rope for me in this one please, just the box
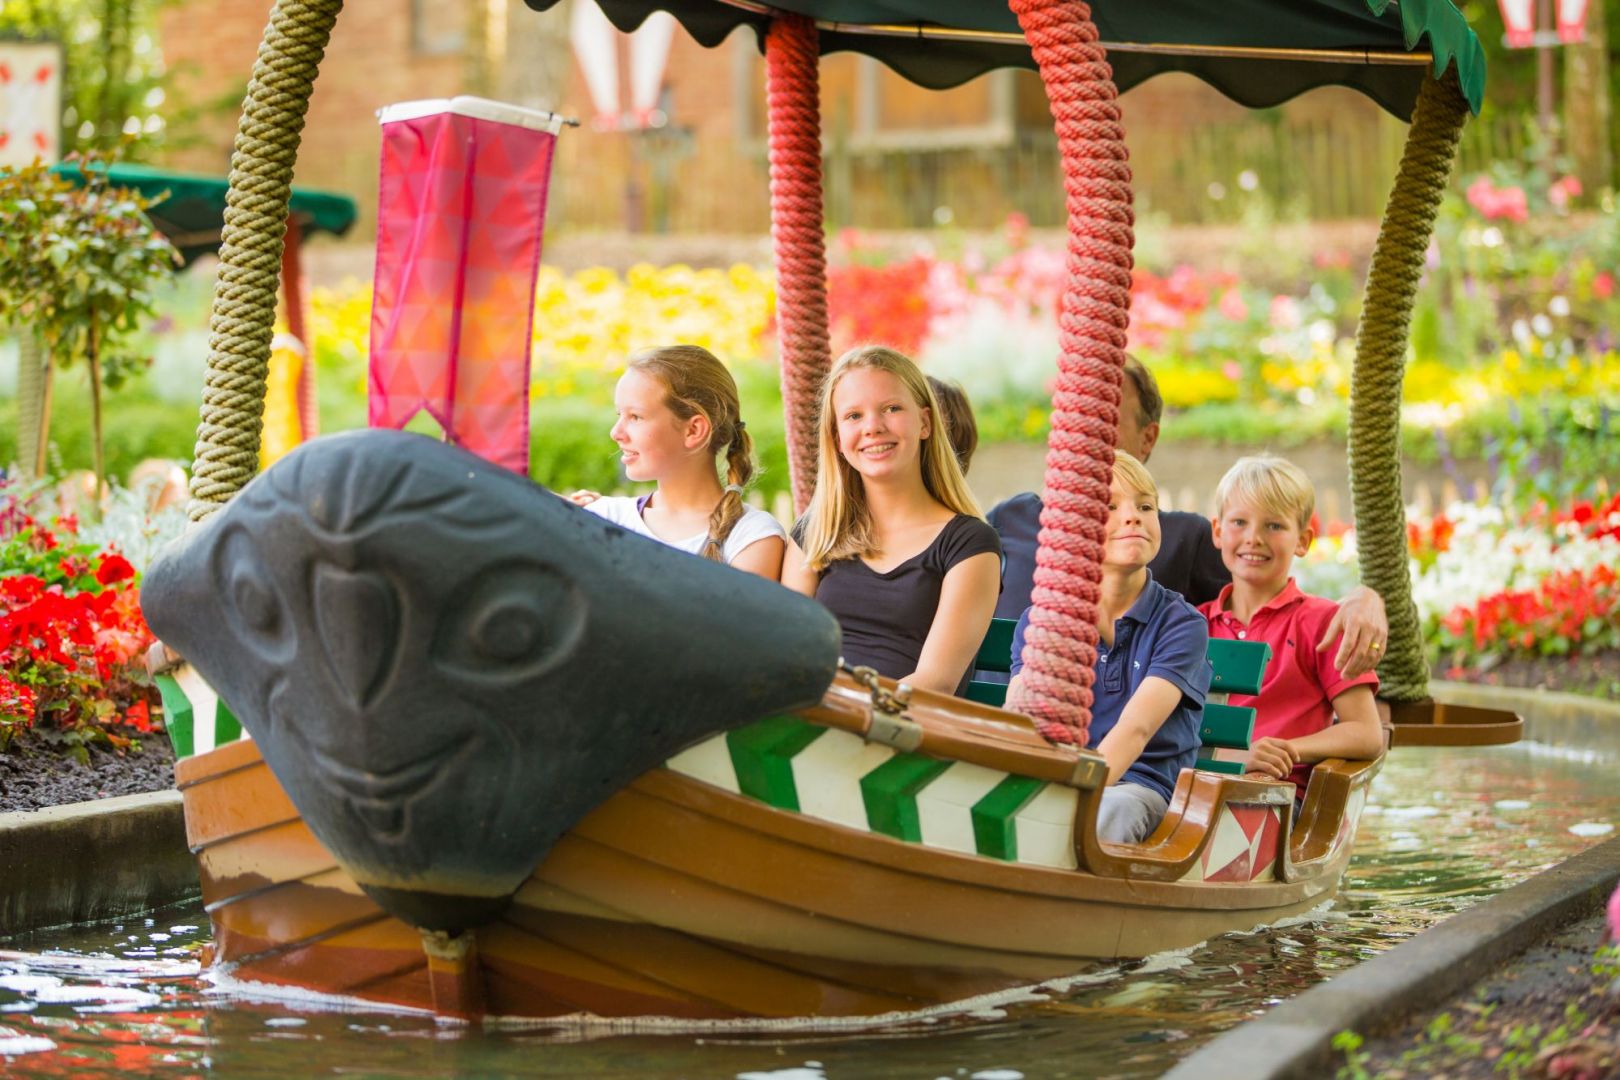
[766,15,832,515]
[1004,0,1135,746]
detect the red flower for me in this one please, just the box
[121,699,153,734]
[95,553,136,586]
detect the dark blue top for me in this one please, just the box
[809,515,1001,696]
[1010,572,1211,803]
[987,492,1229,618]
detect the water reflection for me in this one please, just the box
[2,743,1617,1078]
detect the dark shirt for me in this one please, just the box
[987,492,1228,617]
[1010,572,1211,802]
[811,514,1002,696]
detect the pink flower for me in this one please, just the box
[1609,881,1620,943]
[1222,361,1243,380]
[1269,295,1301,331]
[1218,287,1249,322]
[1549,174,1583,211]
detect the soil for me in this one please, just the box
[0,729,176,814]
[1437,654,1620,703]
[1342,911,1619,1080]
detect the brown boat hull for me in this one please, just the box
[179,697,1373,1020]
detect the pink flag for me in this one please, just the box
[369,97,562,475]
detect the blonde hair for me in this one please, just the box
[799,346,982,570]
[1214,454,1315,530]
[1112,450,1157,505]
[626,345,756,562]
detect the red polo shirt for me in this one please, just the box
[1199,579,1379,793]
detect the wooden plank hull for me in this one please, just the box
[179,723,1365,1020]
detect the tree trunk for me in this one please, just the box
[14,332,52,479]
[1565,0,1613,196]
[87,320,106,502]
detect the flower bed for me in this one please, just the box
[1,481,168,762]
[1298,495,1620,697]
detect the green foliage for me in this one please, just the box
[1332,1029,1371,1080]
[0,380,197,483]
[0,157,179,385]
[0,156,180,486]
[0,0,178,160]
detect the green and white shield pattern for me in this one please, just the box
[153,666,246,759]
[667,716,1078,869]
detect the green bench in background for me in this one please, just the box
[965,618,1272,775]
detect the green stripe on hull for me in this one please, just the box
[860,754,953,842]
[970,774,1046,860]
[727,716,826,810]
[154,673,194,759]
[214,699,242,745]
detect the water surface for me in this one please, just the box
[3,737,1617,1078]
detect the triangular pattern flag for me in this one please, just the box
[369,98,560,475]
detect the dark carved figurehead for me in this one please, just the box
[142,430,840,933]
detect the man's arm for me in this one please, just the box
[1316,585,1388,679]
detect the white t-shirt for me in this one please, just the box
[586,495,786,565]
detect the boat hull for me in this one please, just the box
[179,722,1365,1020]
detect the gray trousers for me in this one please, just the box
[1097,782,1170,844]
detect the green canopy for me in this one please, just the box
[523,0,1484,120]
[50,161,359,267]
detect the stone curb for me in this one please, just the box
[0,790,198,938]
[1164,835,1620,1080]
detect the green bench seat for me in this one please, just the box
[964,617,1272,776]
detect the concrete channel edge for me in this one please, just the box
[1164,835,1620,1080]
[0,789,198,938]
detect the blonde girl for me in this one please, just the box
[575,345,785,579]
[782,346,1001,695]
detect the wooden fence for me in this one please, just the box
[546,110,1536,234]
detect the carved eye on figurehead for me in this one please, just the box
[214,527,296,663]
[432,561,585,686]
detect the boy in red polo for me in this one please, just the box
[1199,456,1385,792]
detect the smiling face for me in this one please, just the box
[831,366,932,484]
[1103,476,1162,570]
[611,368,703,483]
[1213,497,1314,595]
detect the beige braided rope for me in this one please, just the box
[1350,68,1468,702]
[188,0,342,521]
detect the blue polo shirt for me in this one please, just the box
[1010,572,1211,802]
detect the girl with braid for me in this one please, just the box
[572,345,785,578]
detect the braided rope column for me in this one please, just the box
[765,15,832,515]
[1350,69,1468,703]
[1003,0,1135,746]
[189,0,342,521]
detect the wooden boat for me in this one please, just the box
[168,665,1373,1019]
[141,0,1516,1023]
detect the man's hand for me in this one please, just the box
[1245,736,1299,781]
[1318,584,1388,678]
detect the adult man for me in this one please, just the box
[987,356,1388,680]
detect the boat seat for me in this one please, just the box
[964,618,1271,776]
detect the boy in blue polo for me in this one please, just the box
[1007,452,1211,844]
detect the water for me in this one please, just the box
[3,738,1617,1078]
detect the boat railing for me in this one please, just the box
[816,667,1382,885]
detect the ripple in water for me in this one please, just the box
[0,743,1615,1078]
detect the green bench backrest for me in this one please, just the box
[964,619,1272,776]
